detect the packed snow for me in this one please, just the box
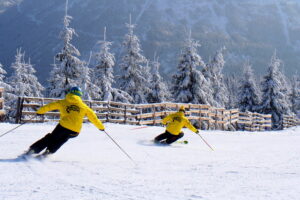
[0,122,299,200]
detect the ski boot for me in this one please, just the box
[154,139,169,145]
[35,149,52,160]
[18,149,35,160]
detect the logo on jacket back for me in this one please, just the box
[173,116,182,123]
[66,105,80,113]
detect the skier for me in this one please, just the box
[154,106,199,144]
[21,86,105,158]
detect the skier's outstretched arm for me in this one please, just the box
[36,101,61,115]
[86,108,105,131]
[185,120,198,133]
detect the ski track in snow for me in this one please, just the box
[0,122,299,200]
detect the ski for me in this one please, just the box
[152,140,188,145]
[16,153,49,161]
[175,140,189,144]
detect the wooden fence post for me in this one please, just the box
[235,110,239,130]
[0,88,4,121]
[15,97,24,123]
[215,109,218,130]
[221,110,224,130]
[152,105,156,125]
[207,106,211,130]
[252,113,256,131]
[138,107,142,125]
[124,105,127,124]
[41,98,45,123]
[198,105,202,130]
[106,102,110,123]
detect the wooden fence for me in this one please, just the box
[238,111,273,131]
[13,96,275,131]
[283,115,300,128]
[0,88,4,121]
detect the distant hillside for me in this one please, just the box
[1,0,300,85]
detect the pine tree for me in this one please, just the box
[8,49,44,97]
[237,61,261,112]
[47,58,65,98]
[278,64,293,113]
[48,0,84,97]
[147,57,171,103]
[0,63,6,86]
[224,73,240,109]
[260,51,291,129]
[7,49,44,119]
[79,60,101,100]
[91,27,132,103]
[93,27,116,101]
[0,62,12,94]
[290,73,300,116]
[118,15,150,104]
[203,47,228,107]
[0,62,14,111]
[172,33,214,105]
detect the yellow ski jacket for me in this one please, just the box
[162,111,198,135]
[36,93,105,133]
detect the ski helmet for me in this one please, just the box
[69,86,83,97]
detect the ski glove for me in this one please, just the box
[99,129,105,132]
[195,130,199,134]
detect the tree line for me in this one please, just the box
[0,4,299,130]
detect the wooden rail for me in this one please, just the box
[13,96,279,131]
[0,88,4,121]
[238,112,272,131]
[283,115,300,128]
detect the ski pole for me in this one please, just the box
[196,133,214,151]
[103,130,135,164]
[130,126,148,130]
[0,115,37,138]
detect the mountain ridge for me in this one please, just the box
[1,0,300,84]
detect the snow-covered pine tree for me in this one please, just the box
[224,73,240,109]
[260,51,291,129]
[290,73,300,116]
[143,60,153,99]
[118,15,150,104]
[48,0,83,98]
[203,47,228,107]
[93,27,115,101]
[237,61,261,112]
[171,32,214,105]
[278,64,293,113]
[92,27,132,103]
[0,62,12,94]
[147,56,171,103]
[47,58,65,98]
[8,49,44,97]
[0,62,14,112]
[0,63,7,87]
[7,49,44,119]
[79,58,101,100]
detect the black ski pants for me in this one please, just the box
[29,124,79,154]
[154,130,184,144]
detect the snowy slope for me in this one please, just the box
[0,122,299,200]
